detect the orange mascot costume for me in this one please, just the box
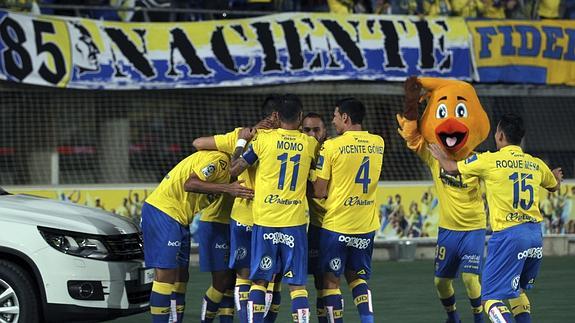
[397,77,490,323]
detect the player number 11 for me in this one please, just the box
[277,153,301,191]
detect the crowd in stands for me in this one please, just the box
[1,0,574,21]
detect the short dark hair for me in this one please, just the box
[278,94,302,124]
[336,97,365,125]
[303,112,325,125]
[260,94,282,119]
[498,113,525,145]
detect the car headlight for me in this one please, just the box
[38,227,109,260]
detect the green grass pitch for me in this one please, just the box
[112,256,575,322]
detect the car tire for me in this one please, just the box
[0,260,40,323]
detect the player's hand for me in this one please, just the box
[227,180,254,200]
[552,167,563,183]
[427,143,448,161]
[254,116,275,130]
[238,127,256,141]
[404,76,422,121]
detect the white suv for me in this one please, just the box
[0,189,153,322]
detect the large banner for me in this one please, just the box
[469,20,575,85]
[0,10,471,89]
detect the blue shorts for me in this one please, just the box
[307,224,321,275]
[435,228,485,278]
[197,220,231,272]
[250,224,307,285]
[318,228,375,280]
[141,203,190,269]
[482,223,543,301]
[229,219,252,270]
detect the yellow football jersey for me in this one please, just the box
[457,145,558,232]
[214,128,257,225]
[419,148,486,231]
[145,151,231,226]
[398,119,486,231]
[198,192,234,224]
[243,128,318,227]
[316,131,384,234]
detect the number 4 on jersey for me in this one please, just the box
[355,156,371,194]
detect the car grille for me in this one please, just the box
[104,233,144,261]
[125,280,151,304]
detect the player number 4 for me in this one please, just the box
[355,156,371,194]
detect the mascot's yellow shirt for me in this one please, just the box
[400,120,485,230]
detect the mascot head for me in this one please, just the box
[419,77,490,161]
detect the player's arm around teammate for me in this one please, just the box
[428,114,563,323]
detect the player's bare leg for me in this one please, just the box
[202,269,235,323]
[462,273,483,322]
[345,270,374,323]
[323,272,343,323]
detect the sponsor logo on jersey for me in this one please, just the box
[167,240,181,247]
[235,221,252,231]
[517,247,543,260]
[259,256,273,270]
[263,232,295,248]
[219,159,228,170]
[338,235,371,249]
[201,163,216,178]
[235,247,247,260]
[511,275,521,290]
[284,271,294,278]
[343,196,375,206]
[465,154,478,164]
[215,243,229,249]
[439,168,468,188]
[329,258,342,271]
[506,212,538,223]
[316,155,324,170]
[264,194,302,206]
[462,254,481,264]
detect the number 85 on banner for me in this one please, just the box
[0,12,72,87]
